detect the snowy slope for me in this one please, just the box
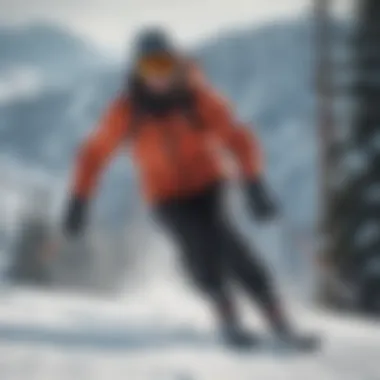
[0,286,379,380]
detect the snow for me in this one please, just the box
[0,67,43,104]
[0,284,379,380]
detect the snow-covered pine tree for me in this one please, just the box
[329,0,380,312]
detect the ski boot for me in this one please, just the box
[221,323,261,349]
[274,325,321,352]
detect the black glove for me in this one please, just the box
[246,178,278,221]
[63,196,88,237]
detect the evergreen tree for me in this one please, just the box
[329,0,380,312]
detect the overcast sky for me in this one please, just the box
[0,0,352,54]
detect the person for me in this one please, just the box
[61,28,315,348]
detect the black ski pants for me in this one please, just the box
[155,182,276,311]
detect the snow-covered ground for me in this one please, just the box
[0,283,379,380]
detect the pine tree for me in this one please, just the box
[329,0,380,312]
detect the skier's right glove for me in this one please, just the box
[39,196,88,263]
[63,196,88,237]
[246,178,278,222]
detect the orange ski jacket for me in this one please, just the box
[71,77,263,204]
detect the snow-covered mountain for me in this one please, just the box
[0,19,341,226]
[0,24,104,86]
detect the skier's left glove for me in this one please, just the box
[246,178,278,222]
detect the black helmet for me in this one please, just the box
[133,27,176,60]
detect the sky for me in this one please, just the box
[0,0,353,53]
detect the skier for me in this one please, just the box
[61,28,316,349]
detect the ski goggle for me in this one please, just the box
[136,53,178,78]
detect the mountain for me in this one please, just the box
[0,20,345,227]
[0,23,104,92]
